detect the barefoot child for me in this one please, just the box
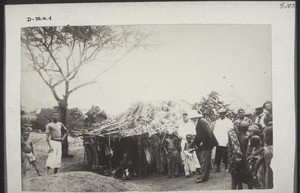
[255,126,273,189]
[21,128,41,176]
[182,134,201,177]
[247,135,263,189]
[164,133,180,178]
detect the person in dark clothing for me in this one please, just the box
[192,112,219,183]
[227,120,252,189]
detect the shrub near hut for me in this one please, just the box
[21,110,37,131]
[35,107,85,133]
[84,106,108,130]
[192,91,238,125]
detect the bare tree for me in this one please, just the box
[21,25,151,157]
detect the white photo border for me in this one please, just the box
[5,1,296,193]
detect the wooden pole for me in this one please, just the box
[138,136,142,177]
[83,142,86,165]
[95,139,98,165]
[86,145,93,167]
[108,137,112,170]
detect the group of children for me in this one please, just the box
[163,131,200,179]
[246,123,273,189]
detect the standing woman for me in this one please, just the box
[255,101,272,128]
[227,121,252,189]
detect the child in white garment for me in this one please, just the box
[183,134,201,177]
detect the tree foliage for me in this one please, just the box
[84,106,108,129]
[192,91,237,123]
[35,107,84,132]
[21,26,150,105]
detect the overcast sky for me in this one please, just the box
[21,25,272,115]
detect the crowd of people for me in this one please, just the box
[21,101,273,190]
[167,100,273,189]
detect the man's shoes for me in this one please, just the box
[196,178,207,183]
[165,176,171,179]
[62,154,74,158]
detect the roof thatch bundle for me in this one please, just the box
[84,101,189,138]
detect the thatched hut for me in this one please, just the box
[82,101,188,176]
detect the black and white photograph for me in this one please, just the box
[19,23,273,191]
[5,2,295,193]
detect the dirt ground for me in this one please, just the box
[22,132,232,191]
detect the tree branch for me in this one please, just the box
[66,37,76,74]
[33,66,52,88]
[50,87,62,102]
[41,41,67,81]
[65,81,69,97]
[68,81,97,95]
[93,42,138,81]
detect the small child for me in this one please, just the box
[255,126,273,189]
[182,134,200,177]
[246,128,264,158]
[164,133,180,178]
[247,135,263,189]
[21,128,41,177]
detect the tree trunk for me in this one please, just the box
[58,100,69,157]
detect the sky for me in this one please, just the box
[21,25,272,115]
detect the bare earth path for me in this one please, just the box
[22,132,232,191]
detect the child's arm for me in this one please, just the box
[254,152,264,170]
[190,143,198,152]
[30,142,34,155]
[183,142,188,151]
[245,141,252,158]
[46,125,53,152]
[188,147,197,153]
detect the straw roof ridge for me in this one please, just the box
[86,100,190,137]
